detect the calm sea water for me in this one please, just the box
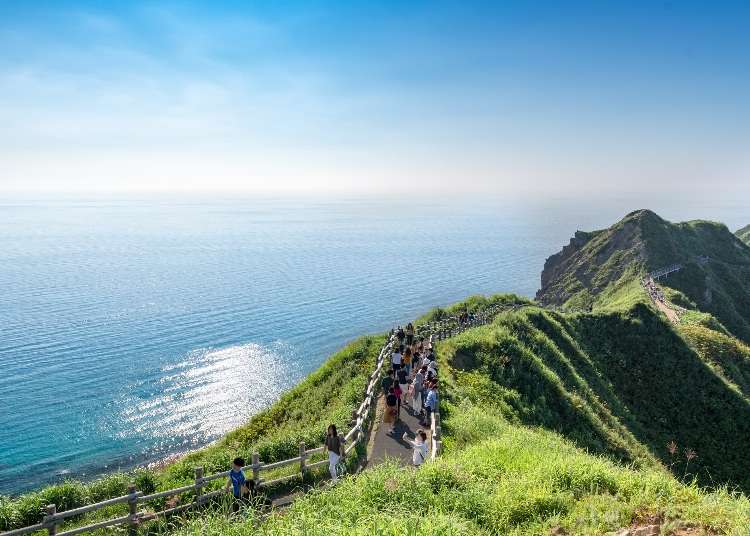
[1,195,746,494]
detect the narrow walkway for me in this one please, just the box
[369,394,426,466]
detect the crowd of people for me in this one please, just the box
[224,323,442,511]
[643,276,665,303]
[382,328,439,467]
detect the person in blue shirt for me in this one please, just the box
[422,381,438,426]
[226,457,247,511]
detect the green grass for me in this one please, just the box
[171,404,750,535]
[437,305,750,494]
[537,209,750,344]
[6,291,750,535]
[0,295,517,534]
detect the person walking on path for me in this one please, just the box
[405,323,415,346]
[422,381,438,427]
[396,326,406,346]
[381,369,395,395]
[402,430,429,467]
[391,346,403,371]
[384,387,399,434]
[402,347,412,376]
[396,366,409,406]
[412,366,425,417]
[393,381,403,420]
[324,424,344,483]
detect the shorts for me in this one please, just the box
[392,363,401,371]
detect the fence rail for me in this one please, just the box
[1,304,510,536]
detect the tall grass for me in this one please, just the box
[171,405,750,535]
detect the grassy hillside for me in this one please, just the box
[171,309,750,535]
[5,285,750,534]
[537,209,750,343]
[440,305,750,494]
[0,294,520,533]
[737,224,750,245]
[176,411,750,535]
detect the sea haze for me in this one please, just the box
[1,195,746,493]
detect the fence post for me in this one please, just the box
[194,466,204,506]
[299,442,306,477]
[127,483,138,536]
[252,452,260,487]
[44,504,57,536]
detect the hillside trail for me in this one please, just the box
[642,276,681,323]
[652,297,680,323]
[269,392,425,508]
[367,393,425,467]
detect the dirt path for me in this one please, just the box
[653,298,680,323]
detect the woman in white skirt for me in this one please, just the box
[324,424,344,482]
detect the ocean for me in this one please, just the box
[1,194,746,494]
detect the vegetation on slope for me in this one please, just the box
[439,305,750,493]
[0,335,386,531]
[168,303,750,535]
[736,224,750,246]
[537,210,750,343]
[174,399,750,535]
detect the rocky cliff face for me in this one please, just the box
[737,224,750,245]
[535,209,652,307]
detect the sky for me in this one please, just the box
[0,1,749,198]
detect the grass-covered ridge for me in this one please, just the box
[0,294,522,533]
[439,305,750,494]
[537,210,750,343]
[4,292,750,534]
[171,304,750,535]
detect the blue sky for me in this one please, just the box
[1,1,748,197]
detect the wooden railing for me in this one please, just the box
[2,336,396,536]
[1,305,507,536]
[423,310,496,460]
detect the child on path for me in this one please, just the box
[403,429,429,467]
[225,457,247,512]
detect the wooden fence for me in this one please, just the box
[2,307,502,536]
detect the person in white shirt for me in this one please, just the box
[403,429,429,467]
[391,347,403,371]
